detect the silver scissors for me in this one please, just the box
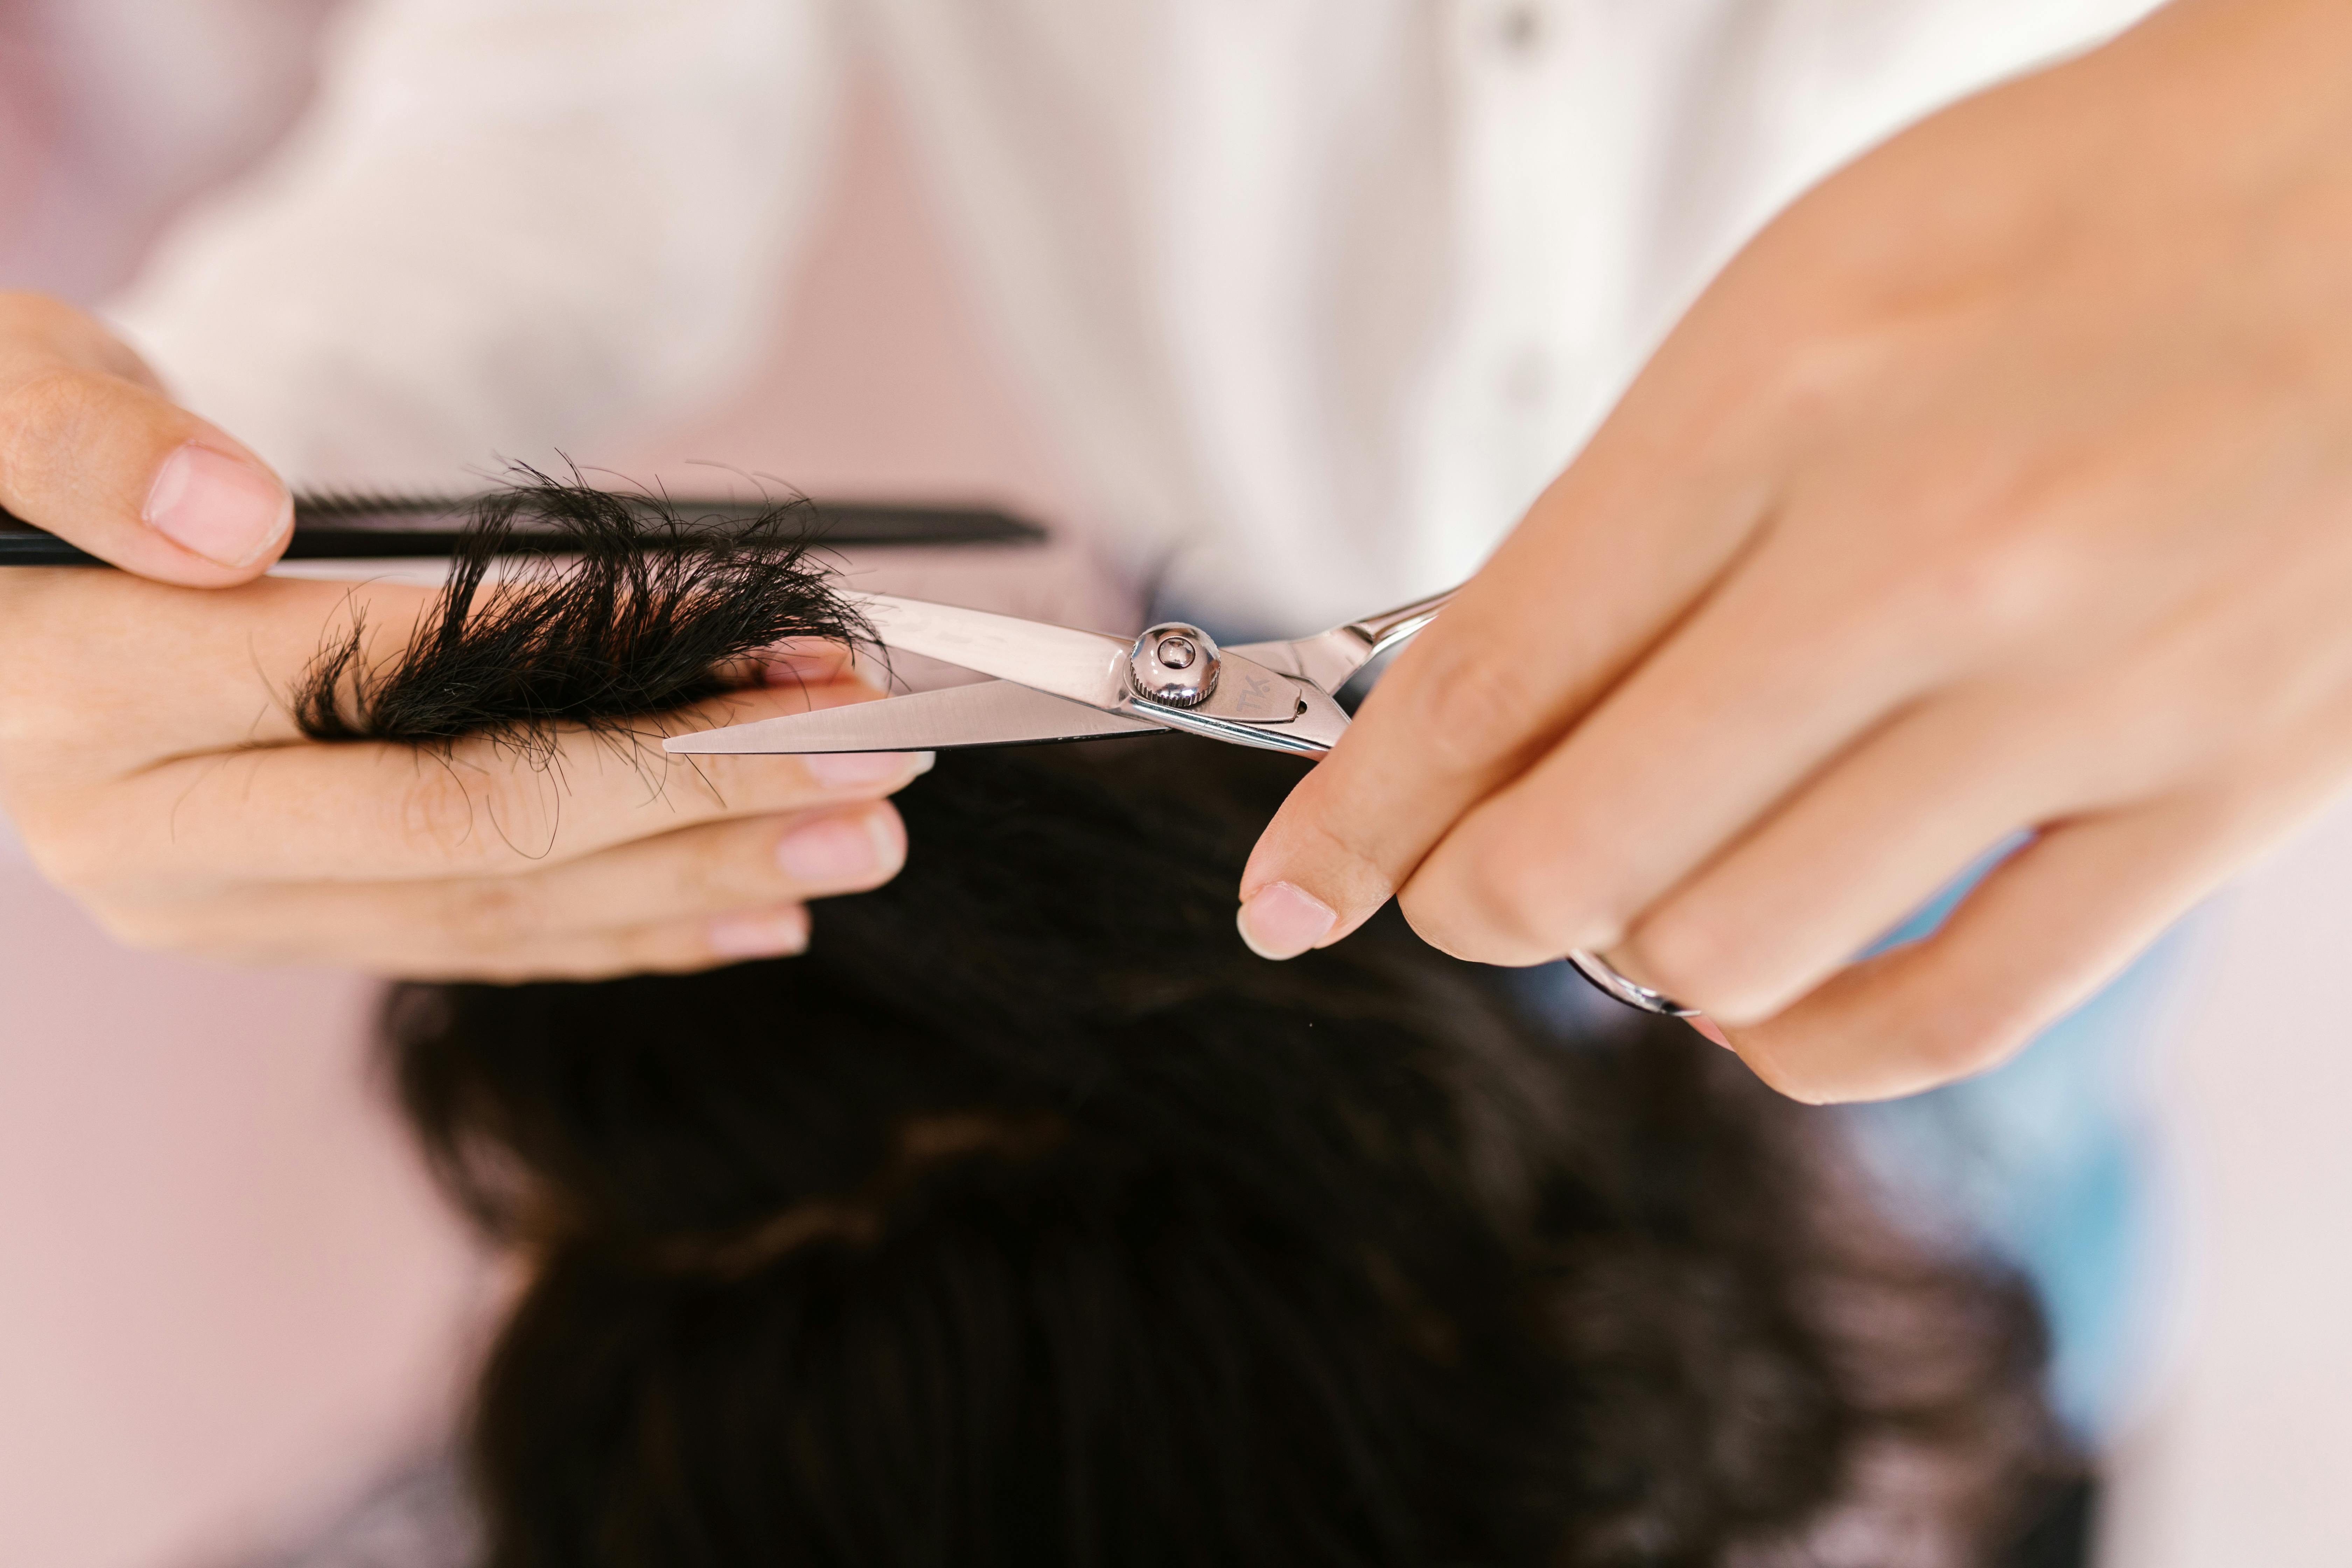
[665,589,1689,1016]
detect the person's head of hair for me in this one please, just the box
[319,479,2066,1566]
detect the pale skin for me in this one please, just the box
[0,298,928,980]
[7,0,2352,1088]
[1241,0,2352,1100]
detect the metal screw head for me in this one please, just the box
[1129,621,1220,707]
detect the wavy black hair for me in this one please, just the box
[327,479,2076,1566]
[292,468,871,751]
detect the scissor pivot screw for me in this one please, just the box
[1129,622,1220,707]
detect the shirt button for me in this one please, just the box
[1495,4,1547,56]
[1500,346,1553,408]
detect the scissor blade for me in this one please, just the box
[848,593,1134,711]
[663,680,1160,755]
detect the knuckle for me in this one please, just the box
[1761,336,1869,432]
[0,365,111,469]
[1254,772,1401,911]
[1398,842,1568,967]
[1617,908,1742,1016]
[1881,475,2100,660]
[440,875,550,948]
[1742,318,1907,454]
[675,821,768,903]
[1912,528,2077,646]
[475,764,568,853]
[652,849,724,913]
[384,764,485,858]
[382,756,561,867]
[1396,638,1555,775]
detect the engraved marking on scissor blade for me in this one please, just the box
[1232,666,1281,720]
[1189,653,1309,725]
[1226,630,1374,697]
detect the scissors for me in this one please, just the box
[665,589,1690,1017]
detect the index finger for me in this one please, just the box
[0,566,861,768]
[61,678,924,887]
[1237,357,1774,959]
[0,570,461,773]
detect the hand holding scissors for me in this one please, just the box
[1246,2,2352,1102]
[668,590,1688,1017]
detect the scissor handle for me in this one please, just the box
[1342,587,1456,663]
[1241,585,1462,695]
[1566,951,1695,1016]
[1331,588,1694,1018]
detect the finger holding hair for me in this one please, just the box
[0,471,920,973]
[119,801,913,975]
[40,677,926,891]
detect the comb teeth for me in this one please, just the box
[294,488,473,516]
[273,490,824,561]
[0,489,1046,566]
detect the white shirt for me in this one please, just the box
[109,0,2158,631]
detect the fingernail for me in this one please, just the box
[1236,881,1338,960]
[1687,1014,1733,1049]
[143,442,291,568]
[776,811,893,883]
[707,905,810,958]
[805,749,933,788]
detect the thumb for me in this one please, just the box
[0,292,290,584]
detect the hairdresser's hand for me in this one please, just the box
[1243,0,2352,1101]
[0,570,924,979]
[0,293,294,582]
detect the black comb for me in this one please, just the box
[0,490,1044,566]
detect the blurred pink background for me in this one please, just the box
[0,5,1083,1561]
[4,5,2352,1565]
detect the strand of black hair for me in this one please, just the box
[291,464,872,755]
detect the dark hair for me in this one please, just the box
[292,467,870,751]
[327,480,2066,1565]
